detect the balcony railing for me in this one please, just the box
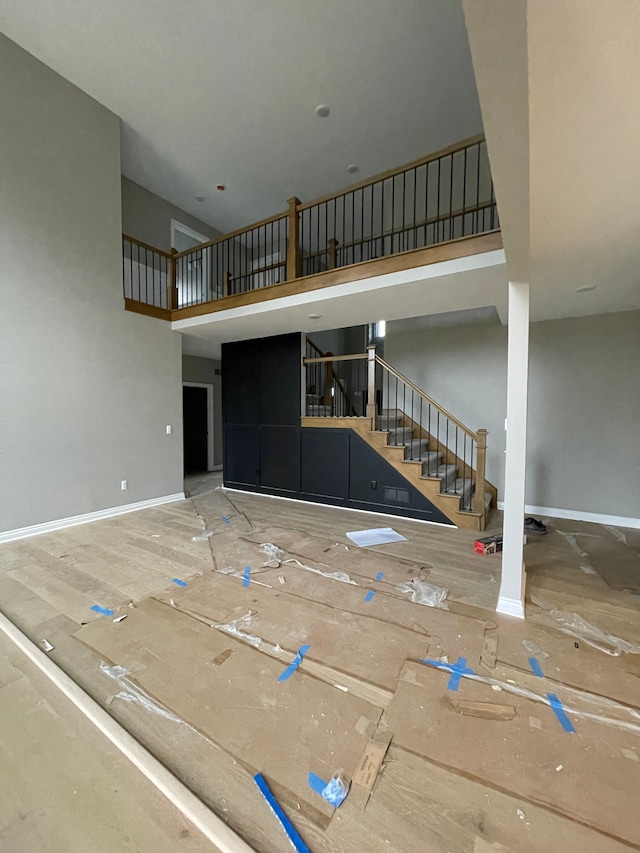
[123,134,498,315]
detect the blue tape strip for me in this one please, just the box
[308,772,348,808]
[243,565,251,587]
[277,644,310,682]
[172,578,187,587]
[364,590,376,602]
[91,605,114,616]
[308,771,327,796]
[547,693,576,732]
[221,516,229,524]
[254,773,311,853]
[528,657,544,677]
[420,656,474,691]
[375,572,384,581]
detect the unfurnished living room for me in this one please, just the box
[1,1,639,851]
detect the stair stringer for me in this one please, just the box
[301,416,484,530]
[388,408,498,510]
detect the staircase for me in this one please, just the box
[302,342,496,530]
[365,408,495,529]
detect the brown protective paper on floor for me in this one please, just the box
[387,660,640,848]
[75,598,383,823]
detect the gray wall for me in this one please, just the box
[182,356,223,468]
[121,177,222,252]
[385,311,640,519]
[0,35,184,533]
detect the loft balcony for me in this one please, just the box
[122,135,501,321]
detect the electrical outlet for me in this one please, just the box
[166,425,172,434]
[120,480,128,491]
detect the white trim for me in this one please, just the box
[183,382,215,471]
[0,493,186,544]
[497,501,640,530]
[496,595,525,619]
[222,487,456,528]
[170,219,208,248]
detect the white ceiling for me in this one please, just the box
[0,0,482,233]
[464,0,640,320]
[176,251,510,360]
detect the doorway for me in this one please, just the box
[183,383,214,473]
[171,221,211,307]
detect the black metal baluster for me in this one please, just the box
[462,146,468,237]
[475,142,482,234]
[448,153,454,241]
[436,156,441,244]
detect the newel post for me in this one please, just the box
[327,238,338,270]
[473,428,488,516]
[168,248,178,311]
[286,196,301,281]
[366,345,377,426]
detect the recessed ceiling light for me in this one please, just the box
[195,195,206,202]
[308,313,322,319]
[576,285,597,293]
[347,164,359,174]
[315,104,330,118]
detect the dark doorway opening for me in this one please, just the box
[183,386,209,474]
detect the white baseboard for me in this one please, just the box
[0,493,186,544]
[496,502,640,530]
[223,487,456,528]
[496,595,525,619]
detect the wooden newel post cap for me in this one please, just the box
[477,428,488,447]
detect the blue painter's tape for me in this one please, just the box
[528,657,544,677]
[172,578,187,587]
[308,771,326,796]
[364,590,376,602]
[254,773,311,853]
[308,772,348,808]
[547,693,576,732]
[375,572,384,581]
[91,605,114,617]
[420,656,475,691]
[243,566,251,587]
[221,516,230,524]
[277,644,311,682]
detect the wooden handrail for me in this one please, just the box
[300,199,495,263]
[297,133,486,212]
[227,259,286,281]
[122,234,173,259]
[375,355,477,441]
[172,210,288,259]
[304,353,368,364]
[305,338,324,358]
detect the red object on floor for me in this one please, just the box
[474,535,503,555]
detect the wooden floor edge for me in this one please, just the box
[0,610,256,853]
[171,231,503,322]
[124,298,172,321]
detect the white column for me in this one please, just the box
[497,281,530,619]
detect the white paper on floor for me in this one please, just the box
[346,527,408,547]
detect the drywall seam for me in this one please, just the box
[497,502,640,530]
[0,610,255,853]
[0,493,186,543]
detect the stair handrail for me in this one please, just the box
[375,355,478,441]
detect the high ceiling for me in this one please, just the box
[464,0,640,320]
[0,0,482,233]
